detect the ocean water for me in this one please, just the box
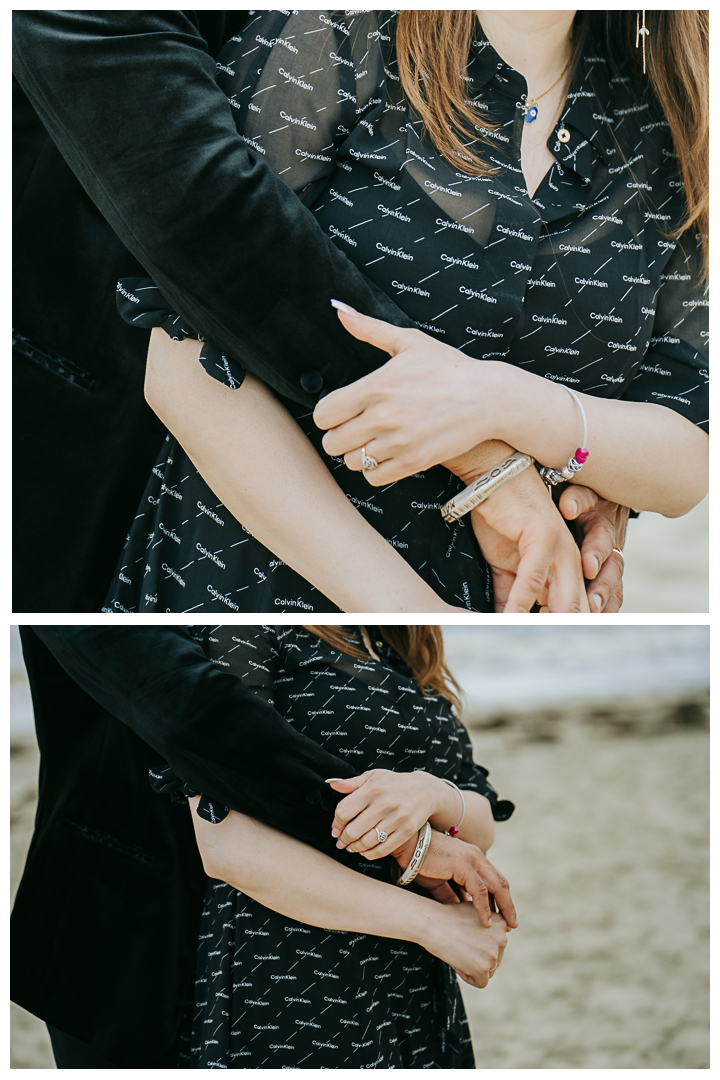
[11,626,709,736]
[442,626,709,714]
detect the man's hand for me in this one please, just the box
[444,443,625,613]
[444,442,589,613]
[558,486,629,612]
[393,830,519,931]
[314,310,503,482]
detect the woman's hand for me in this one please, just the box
[314,310,501,482]
[144,329,470,614]
[315,308,708,516]
[419,902,509,988]
[327,770,462,855]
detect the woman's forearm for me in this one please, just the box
[190,799,511,984]
[434,790,495,853]
[487,362,708,516]
[190,799,437,943]
[329,769,495,859]
[144,330,460,612]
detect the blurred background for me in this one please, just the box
[620,496,707,612]
[11,624,709,1068]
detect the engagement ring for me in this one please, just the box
[361,446,379,470]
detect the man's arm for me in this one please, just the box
[12,10,414,408]
[29,626,355,850]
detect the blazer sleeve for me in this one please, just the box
[11,10,414,408]
[30,625,356,849]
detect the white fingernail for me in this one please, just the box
[589,555,599,577]
[330,299,359,315]
[590,593,602,611]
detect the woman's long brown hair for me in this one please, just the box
[303,626,461,713]
[395,10,708,276]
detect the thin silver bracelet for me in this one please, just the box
[440,778,466,836]
[395,821,433,886]
[441,452,534,522]
[537,385,590,491]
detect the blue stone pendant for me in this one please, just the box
[524,104,539,124]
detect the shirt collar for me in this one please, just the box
[468,27,617,183]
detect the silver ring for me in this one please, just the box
[612,548,625,563]
[361,446,379,471]
[375,827,388,844]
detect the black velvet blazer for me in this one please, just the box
[11,626,357,1064]
[12,11,413,612]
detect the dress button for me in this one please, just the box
[300,370,324,394]
[306,788,322,805]
[557,128,571,143]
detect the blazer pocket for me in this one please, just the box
[13,327,95,391]
[59,817,158,864]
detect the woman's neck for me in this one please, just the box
[476,10,576,99]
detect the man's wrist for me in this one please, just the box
[392,831,420,870]
[443,439,516,485]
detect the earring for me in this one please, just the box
[636,10,649,74]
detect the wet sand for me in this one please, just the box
[10,703,708,1069]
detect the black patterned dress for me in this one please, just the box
[105,10,707,614]
[156,626,513,1069]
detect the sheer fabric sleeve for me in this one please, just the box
[620,231,708,430]
[454,721,515,822]
[214,10,385,205]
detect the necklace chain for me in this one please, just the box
[520,58,571,122]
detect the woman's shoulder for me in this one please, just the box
[219,9,393,61]
[583,32,676,165]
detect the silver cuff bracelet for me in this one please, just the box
[395,821,433,886]
[440,452,534,522]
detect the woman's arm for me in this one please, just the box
[188,798,509,988]
[144,329,462,613]
[327,770,496,855]
[146,330,591,612]
[323,770,519,932]
[316,310,708,518]
[488,368,708,518]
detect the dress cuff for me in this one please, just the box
[116,277,246,390]
[459,767,515,822]
[148,765,230,824]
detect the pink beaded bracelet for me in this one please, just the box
[440,778,466,836]
[537,385,589,490]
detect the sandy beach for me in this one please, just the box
[10,690,708,1070]
[621,496,708,613]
